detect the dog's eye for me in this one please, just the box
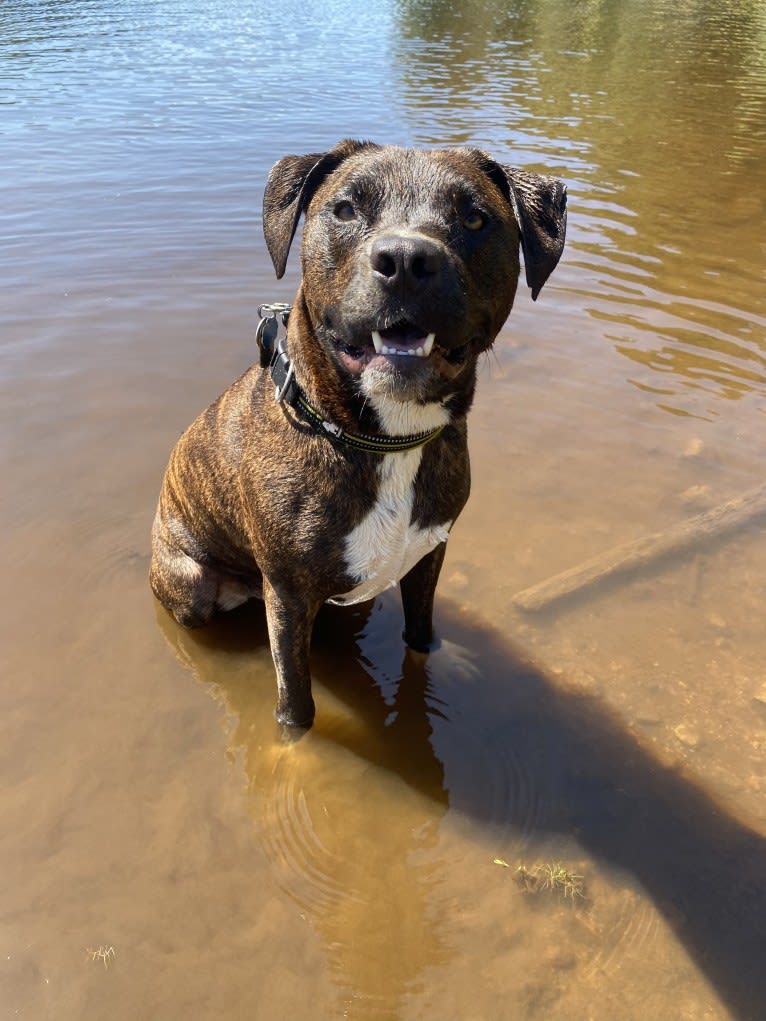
[334,201,357,223]
[463,208,486,231]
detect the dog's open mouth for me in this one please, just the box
[371,324,435,358]
[335,319,469,378]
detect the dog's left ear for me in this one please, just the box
[263,139,378,279]
[507,168,567,300]
[475,156,567,300]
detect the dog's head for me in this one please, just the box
[263,141,566,406]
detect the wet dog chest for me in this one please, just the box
[328,450,451,606]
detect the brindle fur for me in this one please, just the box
[150,141,566,728]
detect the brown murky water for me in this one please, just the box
[2,1,766,1018]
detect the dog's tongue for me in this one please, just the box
[371,327,435,358]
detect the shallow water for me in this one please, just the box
[2,1,766,1018]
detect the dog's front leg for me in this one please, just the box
[400,542,447,653]
[263,578,320,728]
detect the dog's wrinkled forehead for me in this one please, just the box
[308,146,509,226]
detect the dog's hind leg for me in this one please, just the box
[149,541,220,629]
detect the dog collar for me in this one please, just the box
[256,305,446,454]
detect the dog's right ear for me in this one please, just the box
[263,139,377,279]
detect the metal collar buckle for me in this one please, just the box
[256,303,291,368]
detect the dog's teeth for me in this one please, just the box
[371,332,435,358]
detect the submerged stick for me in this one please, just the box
[513,481,766,612]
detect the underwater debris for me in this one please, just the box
[510,861,585,900]
[86,945,116,970]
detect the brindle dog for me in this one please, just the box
[150,141,567,727]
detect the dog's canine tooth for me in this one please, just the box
[422,333,435,357]
[371,330,383,353]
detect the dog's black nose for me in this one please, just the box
[370,233,444,291]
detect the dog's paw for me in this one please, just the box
[274,699,316,731]
[402,628,440,655]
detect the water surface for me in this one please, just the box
[2,1,766,1018]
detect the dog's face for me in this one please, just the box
[263,141,567,404]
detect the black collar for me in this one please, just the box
[256,304,446,454]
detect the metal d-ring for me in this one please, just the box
[274,359,295,404]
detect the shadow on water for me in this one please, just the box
[158,591,766,1020]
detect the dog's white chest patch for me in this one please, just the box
[329,451,451,606]
[329,397,452,607]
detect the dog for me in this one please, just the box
[150,140,566,728]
